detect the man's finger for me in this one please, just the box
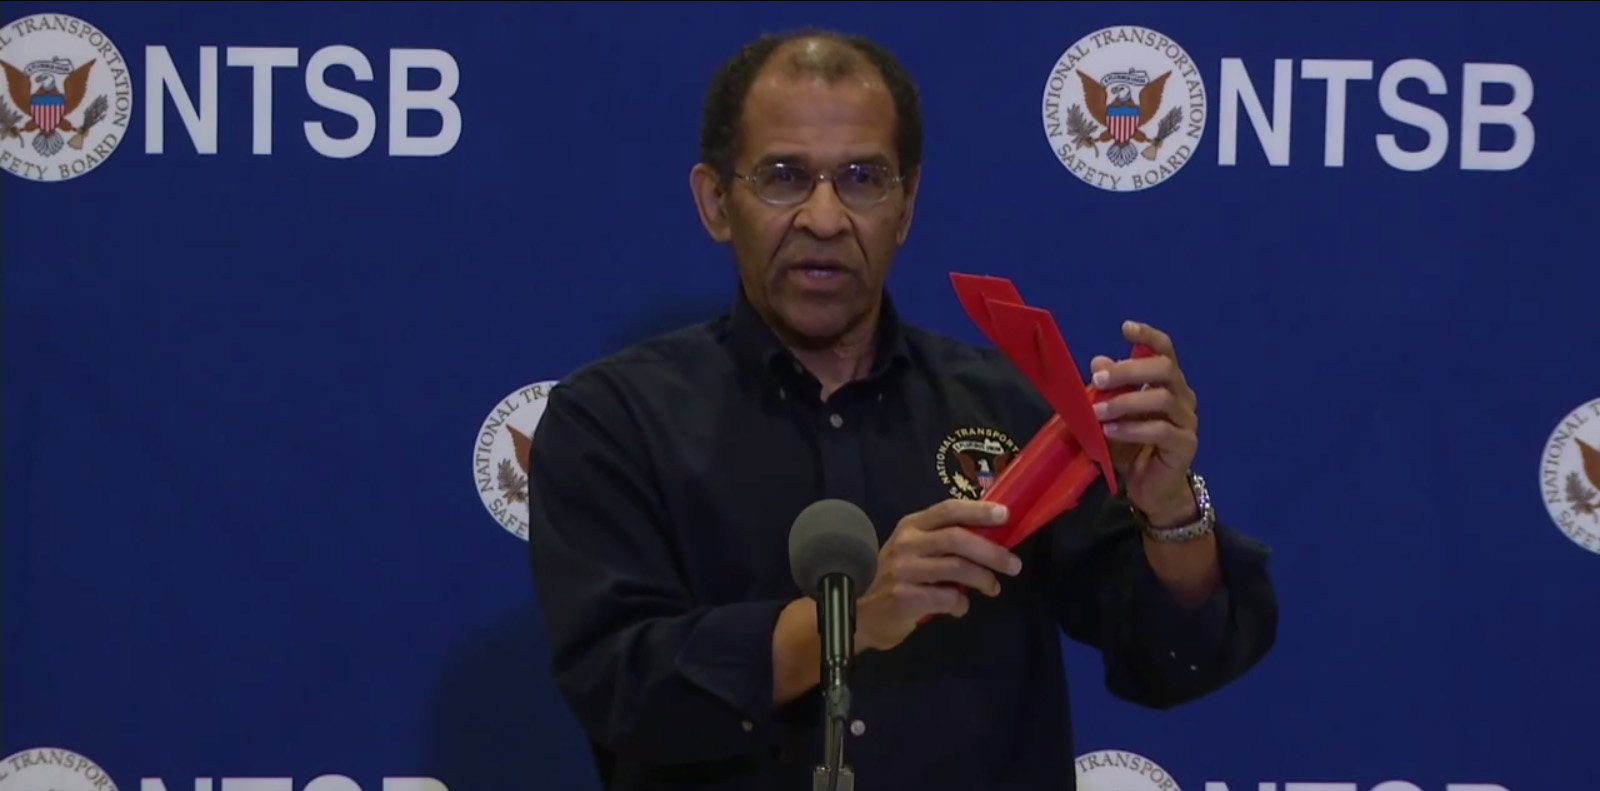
[926,527,1024,577]
[898,556,1003,595]
[1103,419,1195,452]
[1092,355,1188,394]
[1123,320,1177,361]
[1109,441,1153,476]
[1094,388,1193,427]
[912,584,970,618]
[908,499,1008,532]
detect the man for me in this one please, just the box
[526,27,1278,791]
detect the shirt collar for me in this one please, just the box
[725,285,912,387]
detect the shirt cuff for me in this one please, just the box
[1135,550,1231,667]
[675,599,792,724]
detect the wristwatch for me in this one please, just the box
[1137,471,1216,543]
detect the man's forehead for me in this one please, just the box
[745,71,891,114]
[740,75,895,155]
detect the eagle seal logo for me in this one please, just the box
[1041,26,1206,192]
[936,426,1022,500]
[473,380,559,541]
[0,13,132,183]
[1074,749,1183,791]
[1540,397,1600,555]
[0,746,120,791]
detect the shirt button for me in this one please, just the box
[850,719,865,736]
[829,413,843,428]
[741,720,754,732]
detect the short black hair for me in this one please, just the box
[698,27,923,182]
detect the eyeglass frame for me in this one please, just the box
[728,160,908,209]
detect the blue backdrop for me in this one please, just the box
[4,2,1597,790]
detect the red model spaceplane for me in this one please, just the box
[948,272,1156,550]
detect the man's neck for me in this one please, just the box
[770,301,881,401]
[790,332,876,400]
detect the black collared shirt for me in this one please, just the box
[526,290,1278,791]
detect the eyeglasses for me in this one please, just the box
[732,162,904,208]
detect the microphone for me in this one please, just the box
[788,499,879,791]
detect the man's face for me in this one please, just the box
[691,64,919,349]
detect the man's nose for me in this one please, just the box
[793,180,851,237]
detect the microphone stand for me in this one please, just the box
[813,576,855,791]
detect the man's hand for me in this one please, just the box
[1089,320,1200,528]
[1089,320,1221,607]
[854,499,1024,653]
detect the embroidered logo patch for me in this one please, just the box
[936,426,1022,500]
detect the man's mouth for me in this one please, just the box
[787,260,849,279]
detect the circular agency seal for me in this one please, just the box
[935,426,1021,501]
[473,380,560,541]
[1540,396,1600,555]
[1041,26,1207,193]
[1075,749,1182,791]
[0,13,133,183]
[0,746,120,791]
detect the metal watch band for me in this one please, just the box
[1140,471,1216,543]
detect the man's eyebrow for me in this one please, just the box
[751,152,895,169]
[845,153,894,168]
[751,153,801,168]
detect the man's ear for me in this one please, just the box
[895,166,921,246]
[689,163,732,243]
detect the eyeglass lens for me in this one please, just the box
[753,164,894,205]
